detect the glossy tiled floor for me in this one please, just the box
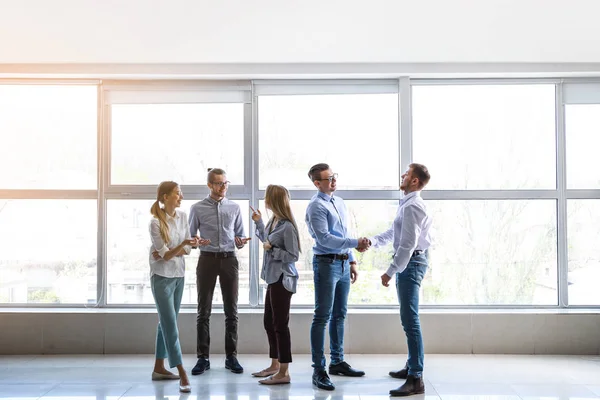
[0,354,599,399]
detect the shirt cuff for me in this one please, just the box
[157,245,169,258]
[348,238,359,248]
[386,263,407,277]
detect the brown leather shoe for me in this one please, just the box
[389,375,425,396]
[389,365,408,379]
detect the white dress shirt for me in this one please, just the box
[149,209,192,278]
[370,191,432,277]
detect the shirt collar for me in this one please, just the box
[165,209,176,220]
[400,191,420,205]
[317,191,333,202]
[205,195,226,205]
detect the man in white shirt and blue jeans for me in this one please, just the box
[370,163,432,397]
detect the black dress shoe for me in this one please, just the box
[225,355,244,374]
[328,361,365,377]
[191,358,210,375]
[389,375,425,397]
[389,362,409,379]
[312,369,335,391]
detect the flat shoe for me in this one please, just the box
[152,371,180,380]
[259,375,291,385]
[252,369,278,378]
[179,384,191,393]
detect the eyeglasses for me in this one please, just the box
[317,173,338,183]
[211,181,230,187]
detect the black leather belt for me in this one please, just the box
[201,251,235,258]
[316,253,349,261]
[412,250,424,257]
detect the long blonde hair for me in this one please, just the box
[265,184,301,252]
[150,181,179,244]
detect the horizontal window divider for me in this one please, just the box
[254,78,400,86]
[0,190,98,199]
[254,80,399,96]
[105,90,250,104]
[410,78,561,86]
[104,186,252,198]
[102,80,251,91]
[423,190,559,200]
[254,190,406,201]
[565,189,600,198]
[563,82,600,104]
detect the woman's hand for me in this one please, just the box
[250,206,262,222]
[263,240,272,251]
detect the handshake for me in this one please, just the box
[356,237,371,253]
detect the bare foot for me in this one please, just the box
[180,373,190,386]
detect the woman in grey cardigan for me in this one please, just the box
[250,184,301,385]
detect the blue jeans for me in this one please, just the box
[310,256,351,371]
[396,252,428,378]
[151,274,184,368]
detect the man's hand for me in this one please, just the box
[235,236,251,248]
[350,262,359,284]
[356,237,371,252]
[381,273,392,287]
[191,236,211,248]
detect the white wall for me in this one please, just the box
[1,0,600,64]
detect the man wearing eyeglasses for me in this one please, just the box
[305,163,370,391]
[188,168,250,376]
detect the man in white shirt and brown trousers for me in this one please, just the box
[370,163,432,397]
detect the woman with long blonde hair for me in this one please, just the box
[149,181,203,393]
[250,184,300,385]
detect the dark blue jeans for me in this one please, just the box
[396,252,428,378]
[310,256,351,370]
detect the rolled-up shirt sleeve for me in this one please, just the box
[271,223,300,263]
[149,219,170,258]
[255,219,267,242]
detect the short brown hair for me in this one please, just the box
[207,168,226,184]
[409,163,430,189]
[308,163,329,182]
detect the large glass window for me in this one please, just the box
[0,200,97,304]
[258,94,399,190]
[106,199,250,305]
[567,200,600,305]
[566,105,600,189]
[111,104,245,185]
[0,85,97,189]
[5,79,599,309]
[413,84,556,190]
[423,200,557,305]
